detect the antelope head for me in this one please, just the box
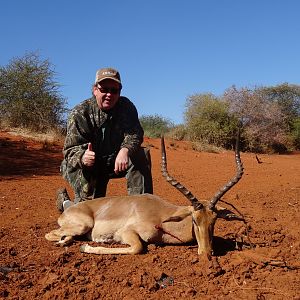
[160,133,244,259]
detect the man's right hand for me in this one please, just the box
[82,143,95,167]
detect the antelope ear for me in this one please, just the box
[162,211,192,223]
[215,207,245,221]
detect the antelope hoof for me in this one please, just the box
[56,235,74,247]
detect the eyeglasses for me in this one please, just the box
[97,85,120,95]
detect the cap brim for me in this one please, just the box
[96,77,121,84]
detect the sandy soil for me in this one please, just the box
[0,131,299,299]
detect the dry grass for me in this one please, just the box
[191,141,224,153]
[1,126,65,147]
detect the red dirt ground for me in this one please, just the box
[0,131,299,299]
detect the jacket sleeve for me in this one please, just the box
[119,98,144,155]
[62,109,92,169]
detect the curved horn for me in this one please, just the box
[161,136,203,209]
[208,129,244,210]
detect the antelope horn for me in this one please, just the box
[208,129,244,210]
[161,136,203,209]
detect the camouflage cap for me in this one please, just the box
[95,68,121,85]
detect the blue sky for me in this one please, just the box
[1,0,299,124]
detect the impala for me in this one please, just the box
[46,135,244,258]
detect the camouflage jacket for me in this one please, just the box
[62,96,144,171]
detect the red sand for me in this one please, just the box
[0,131,299,299]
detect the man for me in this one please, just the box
[57,67,153,212]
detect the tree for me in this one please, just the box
[0,52,67,132]
[184,93,238,148]
[259,83,300,123]
[139,114,173,138]
[291,117,300,149]
[223,86,290,152]
[259,83,300,149]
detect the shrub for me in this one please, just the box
[224,86,292,153]
[184,93,238,149]
[139,114,174,138]
[166,124,188,141]
[290,117,300,149]
[0,52,68,132]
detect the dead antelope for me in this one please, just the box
[45,135,244,258]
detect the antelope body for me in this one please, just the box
[46,136,244,258]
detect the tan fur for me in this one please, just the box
[46,135,244,257]
[45,194,221,256]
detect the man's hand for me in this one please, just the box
[82,143,95,167]
[114,148,129,174]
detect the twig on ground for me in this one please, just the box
[232,274,290,297]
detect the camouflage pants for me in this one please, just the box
[61,147,153,203]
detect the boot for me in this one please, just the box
[56,187,73,212]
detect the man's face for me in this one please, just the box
[93,79,121,110]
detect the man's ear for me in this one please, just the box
[92,85,98,96]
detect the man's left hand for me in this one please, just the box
[114,148,129,174]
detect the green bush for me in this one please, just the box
[0,52,68,132]
[184,93,238,149]
[167,124,188,141]
[290,117,300,149]
[139,114,174,138]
